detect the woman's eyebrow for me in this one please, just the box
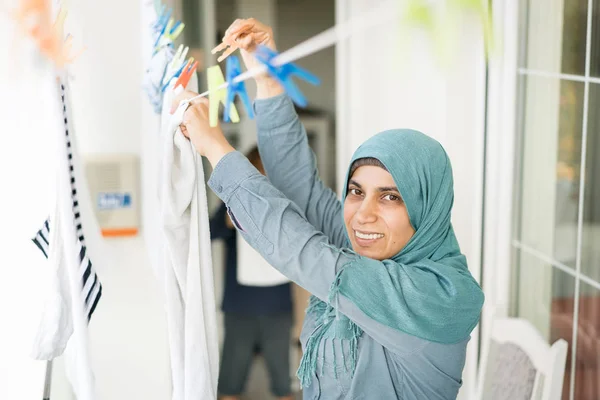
[377,186,400,193]
[348,179,362,188]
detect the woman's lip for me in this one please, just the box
[353,230,385,246]
[354,236,383,247]
[353,229,383,235]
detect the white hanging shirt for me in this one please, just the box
[236,232,290,286]
[159,77,219,400]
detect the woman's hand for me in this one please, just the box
[212,18,284,99]
[213,18,275,68]
[171,91,235,168]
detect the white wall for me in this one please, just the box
[336,1,487,398]
[0,3,60,397]
[277,0,336,118]
[54,0,171,398]
[0,0,171,398]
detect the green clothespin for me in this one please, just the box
[207,65,240,127]
[154,19,185,52]
[163,18,185,42]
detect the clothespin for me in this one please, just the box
[53,5,68,38]
[161,57,193,92]
[161,44,188,86]
[174,58,198,90]
[224,55,254,121]
[162,18,185,42]
[253,45,320,108]
[170,44,188,68]
[156,6,171,32]
[62,33,85,64]
[152,4,166,31]
[12,0,82,67]
[154,17,184,52]
[207,65,239,127]
[153,7,172,47]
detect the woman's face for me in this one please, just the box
[343,165,415,260]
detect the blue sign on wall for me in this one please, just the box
[98,192,132,210]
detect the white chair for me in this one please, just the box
[477,317,568,400]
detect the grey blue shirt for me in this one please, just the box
[209,204,292,315]
[207,94,469,399]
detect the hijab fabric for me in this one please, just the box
[297,129,484,387]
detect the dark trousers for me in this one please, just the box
[218,312,293,397]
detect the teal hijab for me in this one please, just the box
[297,129,484,387]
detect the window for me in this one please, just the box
[512,0,600,399]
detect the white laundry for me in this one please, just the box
[36,76,97,400]
[31,81,103,362]
[236,232,290,286]
[159,76,219,400]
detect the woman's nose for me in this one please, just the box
[355,198,377,224]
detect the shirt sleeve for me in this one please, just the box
[209,203,234,241]
[209,152,482,352]
[254,94,348,248]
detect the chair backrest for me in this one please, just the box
[477,317,568,400]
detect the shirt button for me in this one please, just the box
[216,184,223,192]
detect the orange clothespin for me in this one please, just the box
[174,59,198,90]
[12,0,83,67]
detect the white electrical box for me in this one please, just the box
[85,154,140,237]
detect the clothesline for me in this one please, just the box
[185,0,397,104]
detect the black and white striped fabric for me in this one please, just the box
[32,83,102,322]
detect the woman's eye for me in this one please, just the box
[349,188,362,196]
[384,194,401,202]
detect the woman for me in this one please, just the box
[174,19,484,400]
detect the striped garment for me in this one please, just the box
[32,83,102,321]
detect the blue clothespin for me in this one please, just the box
[159,7,171,29]
[253,45,320,107]
[152,5,167,31]
[224,55,254,122]
[153,4,166,29]
[153,7,172,47]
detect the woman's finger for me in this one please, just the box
[196,99,210,120]
[179,124,189,138]
[185,99,209,121]
[187,99,209,122]
[170,90,198,114]
[237,33,256,52]
[213,19,275,62]
[224,19,250,37]
[181,106,201,135]
[220,20,253,44]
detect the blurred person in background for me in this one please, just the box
[210,146,294,400]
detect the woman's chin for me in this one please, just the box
[352,245,385,261]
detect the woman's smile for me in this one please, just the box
[354,229,385,245]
